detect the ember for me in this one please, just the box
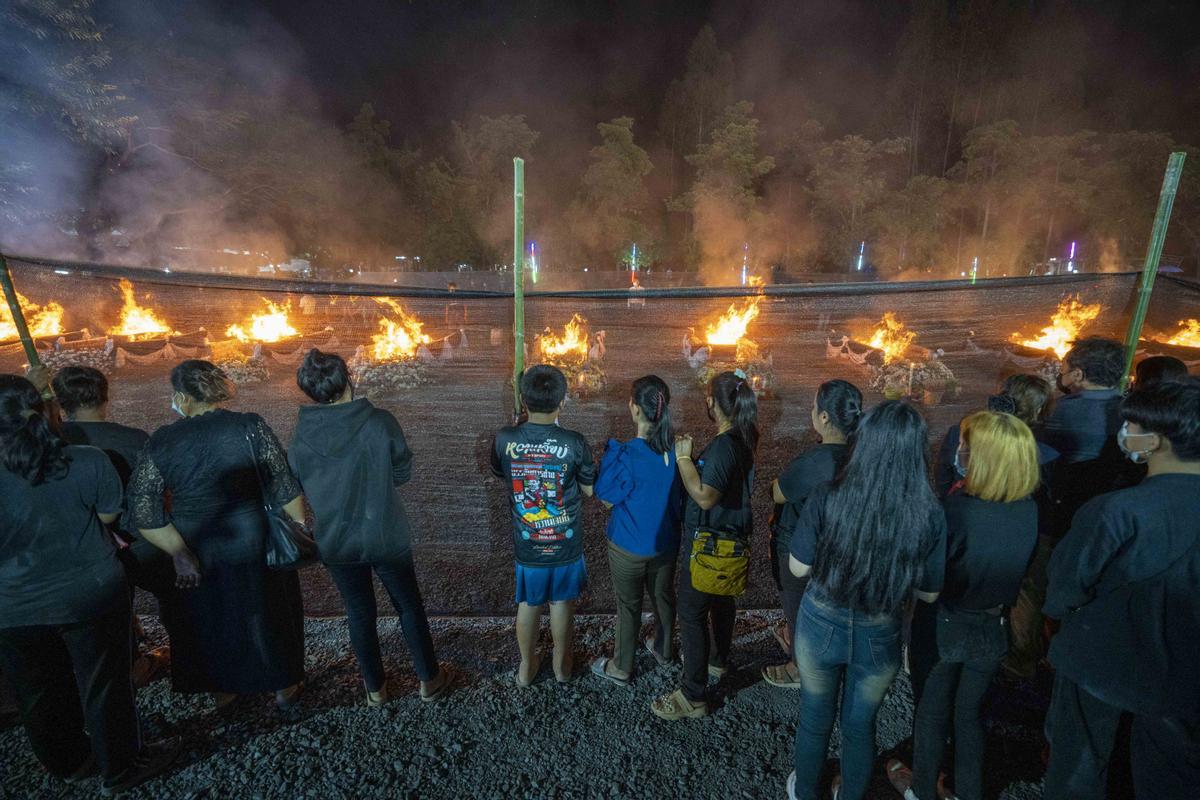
[371,298,431,361]
[1165,319,1200,348]
[0,291,63,341]
[866,312,916,365]
[226,300,298,343]
[1011,296,1101,359]
[109,279,176,340]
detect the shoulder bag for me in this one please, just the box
[245,431,319,570]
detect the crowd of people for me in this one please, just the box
[0,335,1196,798]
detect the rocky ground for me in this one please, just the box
[1,613,1051,800]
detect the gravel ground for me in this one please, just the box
[1,613,1049,800]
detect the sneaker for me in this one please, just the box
[650,688,708,720]
[708,663,729,679]
[100,737,181,796]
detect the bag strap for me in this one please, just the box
[243,428,273,511]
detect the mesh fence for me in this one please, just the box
[3,255,1198,615]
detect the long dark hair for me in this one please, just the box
[811,401,940,615]
[632,375,673,454]
[0,374,69,485]
[816,379,863,438]
[710,371,758,452]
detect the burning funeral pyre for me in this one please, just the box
[1010,296,1101,360]
[213,299,303,383]
[686,283,773,395]
[349,298,433,392]
[0,291,63,343]
[1139,319,1200,369]
[532,313,607,396]
[109,279,177,340]
[828,312,957,404]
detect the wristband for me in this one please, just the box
[678,455,692,461]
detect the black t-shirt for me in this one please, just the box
[940,491,1037,611]
[491,422,596,566]
[60,420,149,488]
[790,482,946,609]
[682,432,755,540]
[772,443,847,548]
[0,446,125,627]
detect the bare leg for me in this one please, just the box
[549,600,575,682]
[515,602,544,686]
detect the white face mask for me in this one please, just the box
[1116,422,1156,464]
[954,445,970,478]
[171,394,186,417]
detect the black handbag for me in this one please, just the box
[245,432,319,570]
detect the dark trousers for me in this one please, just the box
[911,655,1001,800]
[326,556,439,691]
[1046,674,1200,800]
[0,600,140,781]
[771,538,807,643]
[792,591,901,800]
[676,565,735,703]
[607,542,676,674]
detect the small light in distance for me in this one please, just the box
[54,269,71,275]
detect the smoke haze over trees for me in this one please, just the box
[2,0,1200,281]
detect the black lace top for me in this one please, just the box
[128,409,301,530]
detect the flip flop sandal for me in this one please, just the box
[762,662,803,689]
[515,654,543,688]
[643,638,671,666]
[886,759,914,794]
[420,665,454,703]
[650,688,707,720]
[772,626,791,655]
[590,657,629,687]
[830,775,842,800]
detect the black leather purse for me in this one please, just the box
[245,432,318,570]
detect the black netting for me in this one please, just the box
[3,256,1198,615]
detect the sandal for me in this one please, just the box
[830,774,842,800]
[275,682,304,710]
[643,637,671,666]
[590,657,629,687]
[772,625,791,655]
[516,654,542,688]
[762,661,803,689]
[650,688,707,720]
[365,682,389,707]
[887,759,913,794]
[420,665,453,703]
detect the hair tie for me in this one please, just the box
[654,390,664,421]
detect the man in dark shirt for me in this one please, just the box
[1043,379,1200,800]
[491,365,595,686]
[51,366,173,684]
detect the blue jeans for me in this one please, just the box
[325,556,439,691]
[792,591,902,800]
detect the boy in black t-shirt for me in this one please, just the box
[491,365,595,685]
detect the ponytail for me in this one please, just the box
[0,375,69,485]
[816,379,864,438]
[711,371,759,452]
[632,375,673,454]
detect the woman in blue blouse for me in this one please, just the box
[590,375,682,685]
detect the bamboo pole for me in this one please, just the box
[0,253,42,368]
[1121,151,1186,389]
[512,157,526,418]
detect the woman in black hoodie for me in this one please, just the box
[289,349,450,705]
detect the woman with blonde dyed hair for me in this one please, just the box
[887,412,1039,800]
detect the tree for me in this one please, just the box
[659,26,734,195]
[870,175,952,275]
[808,134,908,265]
[568,117,653,265]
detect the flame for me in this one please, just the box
[226,299,298,343]
[1011,296,1101,358]
[704,278,763,361]
[1165,319,1200,349]
[109,279,176,340]
[537,314,590,363]
[866,312,916,364]
[0,292,64,341]
[371,297,431,361]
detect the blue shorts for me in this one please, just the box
[514,558,588,606]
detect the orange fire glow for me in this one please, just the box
[0,292,64,341]
[371,298,432,361]
[1011,296,1101,359]
[537,314,590,363]
[109,279,176,340]
[1165,319,1200,349]
[226,299,298,343]
[867,312,916,364]
[704,279,763,361]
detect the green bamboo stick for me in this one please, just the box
[1122,151,1186,389]
[0,253,42,368]
[512,157,526,417]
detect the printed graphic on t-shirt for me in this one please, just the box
[507,441,574,548]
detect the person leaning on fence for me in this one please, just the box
[785,401,947,800]
[886,411,1040,800]
[590,375,682,687]
[651,370,757,721]
[1042,378,1200,800]
[52,365,177,687]
[127,360,308,713]
[491,365,595,686]
[0,374,180,795]
[763,379,862,690]
[288,349,451,705]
